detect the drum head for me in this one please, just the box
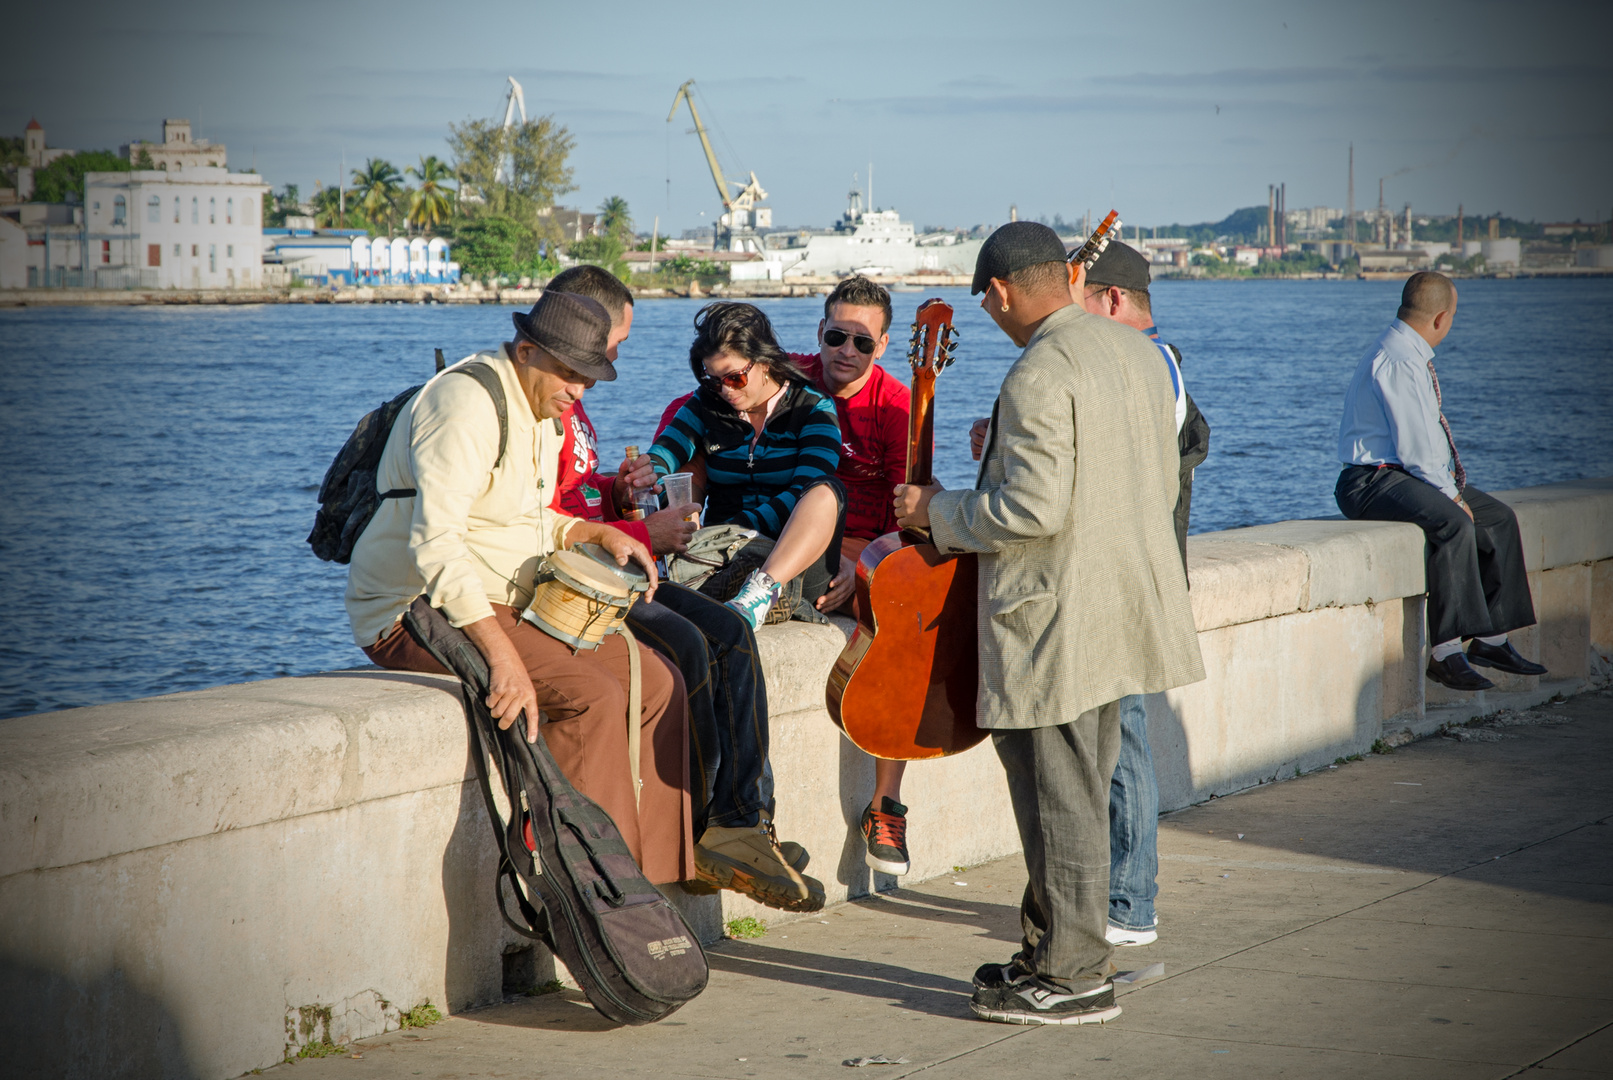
[572,542,650,593]
[547,549,632,599]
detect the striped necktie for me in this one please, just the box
[1426,359,1467,491]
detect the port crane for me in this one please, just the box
[667,79,769,252]
[493,76,526,186]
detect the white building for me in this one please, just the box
[122,119,227,173]
[260,230,460,286]
[4,118,76,203]
[0,202,86,288]
[23,118,74,169]
[84,167,268,289]
[1286,206,1343,233]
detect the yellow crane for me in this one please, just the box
[667,79,768,251]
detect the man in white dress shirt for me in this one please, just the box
[1334,271,1546,692]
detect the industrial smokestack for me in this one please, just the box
[1347,143,1355,247]
[1280,182,1287,251]
[1268,185,1275,247]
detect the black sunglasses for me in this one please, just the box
[823,328,877,355]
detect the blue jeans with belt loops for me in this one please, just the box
[1109,694,1159,931]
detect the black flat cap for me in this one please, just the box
[971,221,1068,295]
[511,291,615,381]
[1086,241,1151,294]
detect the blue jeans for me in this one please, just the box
[626,582,772,834]
[1108,694,1159,930]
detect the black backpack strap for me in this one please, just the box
[377,364,508,504]
[449,363,509,469]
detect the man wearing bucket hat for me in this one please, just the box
[894,222,1203,1026]
[346,289,697,886]
[541,265,826,914]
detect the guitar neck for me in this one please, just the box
[907,368,937,486]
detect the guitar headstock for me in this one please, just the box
[1066,210,1122,271]
[908,298,957,378]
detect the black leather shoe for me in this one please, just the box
[1427,653,1495,691]
[1466,638,1548,677]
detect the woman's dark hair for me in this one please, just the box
[688,302,808,387]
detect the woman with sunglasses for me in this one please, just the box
[648,302,846,628]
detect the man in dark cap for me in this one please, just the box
[967,240,1210,950]
[896,222,1203,1025]
[346,290,697,886]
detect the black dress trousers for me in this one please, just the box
[1335,465,1537,646]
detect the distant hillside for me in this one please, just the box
[1146,206,1269,244]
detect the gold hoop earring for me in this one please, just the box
[1001,303,1010,313]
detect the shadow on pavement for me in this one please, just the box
[460,990,624,1033]
[705,940,976,1018]
[854,889,1021,944]
[1159,690,1613,910]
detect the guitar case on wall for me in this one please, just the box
[401,597,708,1025]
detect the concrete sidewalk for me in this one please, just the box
[269,690,1613,1080]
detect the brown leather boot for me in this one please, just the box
[694,818,824,912]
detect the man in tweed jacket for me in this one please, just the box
[896,222,1203,1025]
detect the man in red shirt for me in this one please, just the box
[795,277,920,879]
[547,265,823,913]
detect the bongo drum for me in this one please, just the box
[521,544,649,650]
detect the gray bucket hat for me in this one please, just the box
[511,291,616,381]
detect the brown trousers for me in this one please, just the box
[367,604,694,884]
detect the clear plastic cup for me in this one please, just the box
[662,472,699,523]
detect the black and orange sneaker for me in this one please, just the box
[861,796,910,875]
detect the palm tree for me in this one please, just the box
[351,158,403,232]
[406,155,456,233]
[311,183,348,228]
[598,195,632,240]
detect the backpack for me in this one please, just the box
[400,597,709,1025]
[307,357,508,563]
[665,524,802,626]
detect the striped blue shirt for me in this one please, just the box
[650,381,842,538]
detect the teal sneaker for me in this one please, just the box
[726,569,780,629]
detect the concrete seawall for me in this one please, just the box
[2,478,1608,1078]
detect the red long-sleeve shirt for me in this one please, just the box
[551,400,652,549]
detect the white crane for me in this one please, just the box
[494,77,526,186]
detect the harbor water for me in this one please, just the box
[2,278,1610,719]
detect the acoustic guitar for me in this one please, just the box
[825,299,981,759]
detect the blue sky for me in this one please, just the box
[6,0,1609,233]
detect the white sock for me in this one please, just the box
[1431,640,1464,661]
[1477,634,1507,647]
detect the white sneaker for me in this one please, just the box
[1106,921,1158,946]
[726,569,780,629]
